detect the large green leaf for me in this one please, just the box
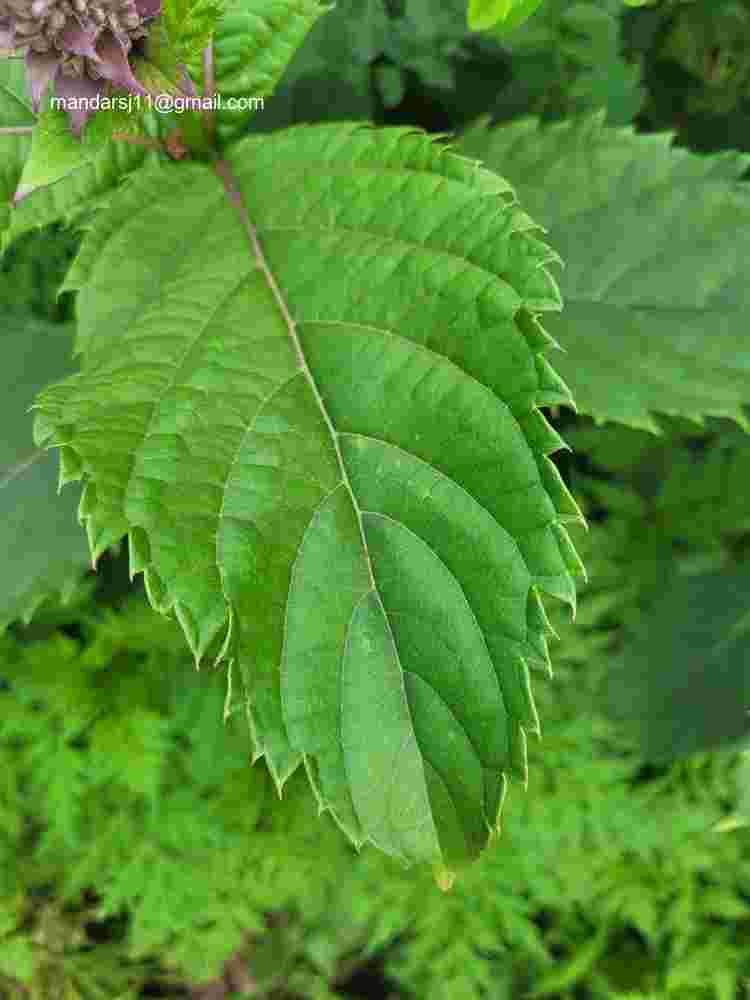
[33,124,584,874]
[0,311,90,632]
[601,567,750,762]
[457,112,750,433]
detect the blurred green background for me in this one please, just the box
[3,1,750,997]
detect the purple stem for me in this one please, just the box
[202,41,215,147]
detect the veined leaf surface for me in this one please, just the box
[34,124,584,872]
[190,0,329,143]
[458,113,750,434]
[0,58,33,237]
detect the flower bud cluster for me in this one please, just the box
[0,0,159,132]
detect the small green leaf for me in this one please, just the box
[469,0,545,32]
[0,59,34,235]
[190,0,330,143]
[162,0,226,65]
[2,119,156,253]
[468,0,510,31]
[0,56,32,118]
[15,106,90,198]
[0,935,35,981]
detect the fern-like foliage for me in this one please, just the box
[33,123,584,875]
[459,112,750,433]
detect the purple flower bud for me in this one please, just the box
[0,0,161,134]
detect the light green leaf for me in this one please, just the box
[699,888,750,922]
[0,58,33,236]
[457,112,750,433]
[468,0,511,31]
[162,0,226,65]
[0,57,33,124]
[471,0,545,32]
[33,123,584,872]
[1,85,162,253]
[733,751,750,828]
[0,311,90,633]
[188,0,330,144]
[245,0,390,132]
[16,106,91,197]
[0,934,34,981]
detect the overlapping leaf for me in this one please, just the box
[34,124,584,873]
[601,567,750,761]
[1,118,157,254]
[493,1,644,127]
[0,48,165,252]
[0,59,33,237]
[470,0,545,33]
[458,112,750,433]
[190,0,330,143]
[653,427,750,551]
[0,311,89,632]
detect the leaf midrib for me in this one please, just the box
[214,158,385,591]
[214,156,451,844]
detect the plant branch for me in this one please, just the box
[202,40,216,148]
[213,156,379,594]
[0,450,45,490]
[111,132,164,151]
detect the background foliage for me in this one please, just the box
[2,0,750,997]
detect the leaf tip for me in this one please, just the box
[213,604,235,667]
[222,659,234,723]
[173,600,204,670]
[733,409,750,435]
